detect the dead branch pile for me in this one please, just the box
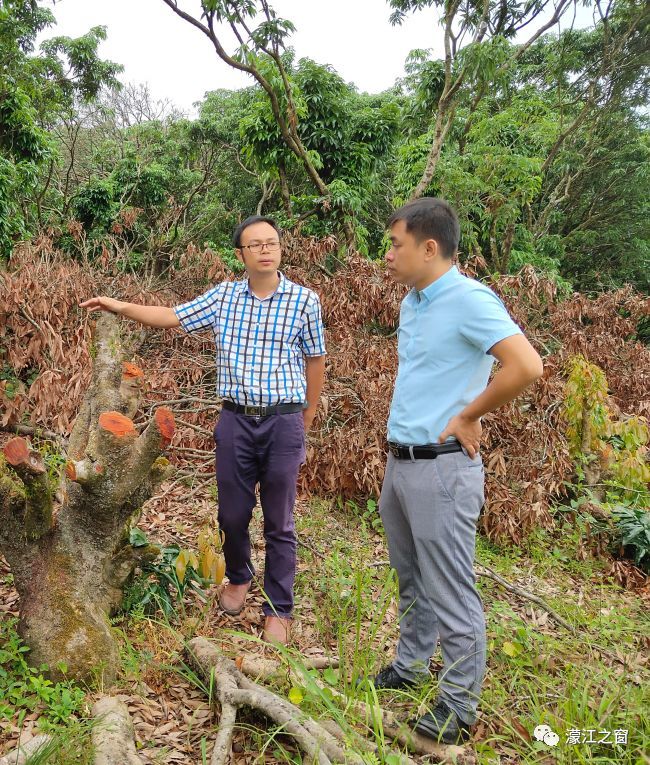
[1,235,648,547]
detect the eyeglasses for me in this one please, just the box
[240,241,281,254]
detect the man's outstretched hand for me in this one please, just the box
[438,413,482,459]
[80,298,180,328]
[80,297,124,314]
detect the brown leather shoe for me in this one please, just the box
[263,615,291,645]
[218,581,251,616]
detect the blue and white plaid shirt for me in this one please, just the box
[174,272,326,406]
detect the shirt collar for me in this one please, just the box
[236,271,288,295]
[413,265,461,303]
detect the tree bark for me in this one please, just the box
[0,314,173,683]
[277,158,292,216]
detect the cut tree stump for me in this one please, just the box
[0,314,173,682]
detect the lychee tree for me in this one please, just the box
[0,314,174,682]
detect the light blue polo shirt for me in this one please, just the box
[387,266,522,445]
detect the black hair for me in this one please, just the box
[232,216,281,248]
[388,197,460,259]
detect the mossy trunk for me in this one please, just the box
[0,314,173,683]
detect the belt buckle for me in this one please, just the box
[244,405,260,416]
[389,443,400,458]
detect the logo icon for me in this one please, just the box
[534,724,560,747]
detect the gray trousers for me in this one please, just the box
[379,451,486,725]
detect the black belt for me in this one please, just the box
[388,441,464,460]
[222,400,305,417]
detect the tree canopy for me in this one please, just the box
[0,0,647,292]
[0,0,122,257]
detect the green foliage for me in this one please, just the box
[39,442,67,487]
[123,527,224,618]
[0,617,87,731]
[634,314,650,346]
[1,0,647,292]
[215,244,246,274]
[0,0,122,258]
[0,84,50,256]
[400,49,444,134]
[553,115,650,293]
[239,55,400,249]
[345,497,383,533]
[112,158,169,209]
[51,88,262,262]
[564,355,649,495]
[397,71,558,271]
[390,0,649,285]
[563,355,610,459]
[39,26,122,106]
[611,505,650,570]
[0,85,50,162]
[562,355,650,571]
[1,363,23,399]
[71,178,116,229]
[122,542,198,617]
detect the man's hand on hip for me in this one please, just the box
[438,414,482,459]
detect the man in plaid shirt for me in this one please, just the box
[81,216,326,643]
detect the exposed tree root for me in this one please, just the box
[187,637,475,765]
[0,735,53,765]
[92,696,144,765]
[235,654,472,763]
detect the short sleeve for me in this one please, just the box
[300,292,326,357]
[173,284,225,334]
[459,287,522,353]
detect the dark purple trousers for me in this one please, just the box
[214,409,305,616]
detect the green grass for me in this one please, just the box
[292,499,649,764]
[20,721,94,765]
[1,497,648,764]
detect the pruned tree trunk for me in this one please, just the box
[0,314,174,682]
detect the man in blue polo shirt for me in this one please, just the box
[81,216,326,644]
[373,198,543,744]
